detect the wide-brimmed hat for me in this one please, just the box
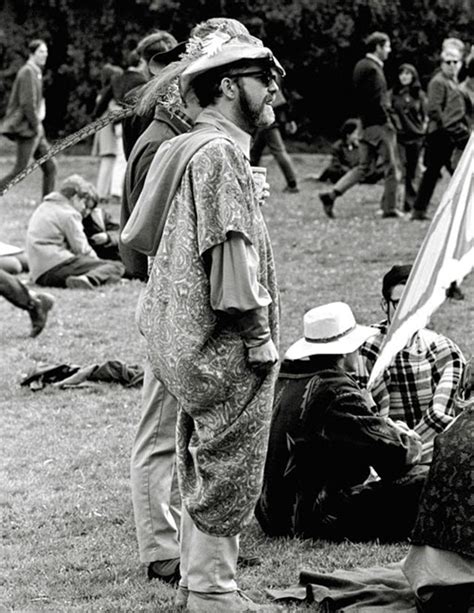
[285,302,377,360]
[149,41,188,76]
[180,31,284,96]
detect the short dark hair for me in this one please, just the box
[365,32,389,53]
[340,118,359,138]
[28,39,46,54]
[125,49,141,68]
[382,265,412,301]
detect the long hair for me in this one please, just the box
[393,63,422,98]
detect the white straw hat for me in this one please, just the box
[285,302,377,360]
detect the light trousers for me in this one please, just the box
[180,506,239,593]
[130,361,180,562]
[110,138,126,198]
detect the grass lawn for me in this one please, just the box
[1,151,472,612]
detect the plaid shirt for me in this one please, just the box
[354,322,466,463]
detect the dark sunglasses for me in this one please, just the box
[226,70,277,87]
[443,59,460,65]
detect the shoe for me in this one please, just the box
[282,184,299,193]
[147,558,180,585]
[411,211,430,221]
[237,554,262,567]
[175,585,189,609]
[29,292,55,337]
[65,275,95,290]
[319,191,335,218]
[446,282,464,301]
[381,210,405,218]
[187,589,281,612]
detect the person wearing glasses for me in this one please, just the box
[122,28,282,611]
[411,44,471,220]
[354,265,466,465]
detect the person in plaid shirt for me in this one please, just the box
[355,265,466,463]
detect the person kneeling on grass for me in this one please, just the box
[26,174,124,289]
[255,302,427,542]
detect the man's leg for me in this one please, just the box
[403,140,423,212]
[412,132,452,218]
[249,129,267,167]
[33,134,57,197]
[0,270,55,336]
[37,256,124,288]
[130,361,180,577]
[0,136,37,192]
[96,155,116,199]
[378,126,401,216]
[264,127,298,191]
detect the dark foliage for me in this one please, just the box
[0,0,472,143]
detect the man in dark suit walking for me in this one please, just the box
[319,32,402,219]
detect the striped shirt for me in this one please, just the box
[354,322,466,463]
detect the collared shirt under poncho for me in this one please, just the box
[138,108,280,537]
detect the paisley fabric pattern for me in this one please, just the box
[138,136,279,537]
[410,405,473,557]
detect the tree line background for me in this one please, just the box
[0,0,472,147]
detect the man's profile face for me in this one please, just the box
[376,40,391,62]
[386,283,405,322]
[233,66,278,129]
[31,43,48,68]
[441,49,462,79]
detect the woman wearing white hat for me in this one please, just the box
[256,302,426,542]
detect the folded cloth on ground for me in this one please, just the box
[21,360,144,390]
[266,562,417,612]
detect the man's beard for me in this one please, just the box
[237,84,275,129]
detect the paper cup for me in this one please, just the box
[251,166,267,201]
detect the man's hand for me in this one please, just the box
[247,338,278,372]
[89,232,108,245]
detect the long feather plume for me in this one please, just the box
[0,105,134,196]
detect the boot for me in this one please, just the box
[29,292,55,337]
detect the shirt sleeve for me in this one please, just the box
[414,338,466,461]
[427,78,446,128]
[63,213,98,258]
[208,231,272,348]
[326,390,421,480]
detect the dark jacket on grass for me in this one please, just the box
[119,106,193,280]
[255,357,424,541]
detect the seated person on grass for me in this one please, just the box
[354,264,466,464]
[26,174,124,290]
[82,201,120,261]
[255,302,426,542]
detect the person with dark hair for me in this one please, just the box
[256,302,425,542]
[354,265,466,464]
[391,64,427,212]
[0,38,57,197]
[460,56,474,121]
[318,32,402,219]
[92,63,124,202]
[0,269,54,337]
[411,44,471,220]
[122,28,282,612]
[26,174,124,289]
[119,31,179,159]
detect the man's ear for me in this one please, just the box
[220,76,237,100]
[380,297,388,312]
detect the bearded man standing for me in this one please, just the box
[122,30,282,612]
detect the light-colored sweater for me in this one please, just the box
[26,192,98,281]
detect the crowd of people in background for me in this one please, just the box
[0,18,472,613]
